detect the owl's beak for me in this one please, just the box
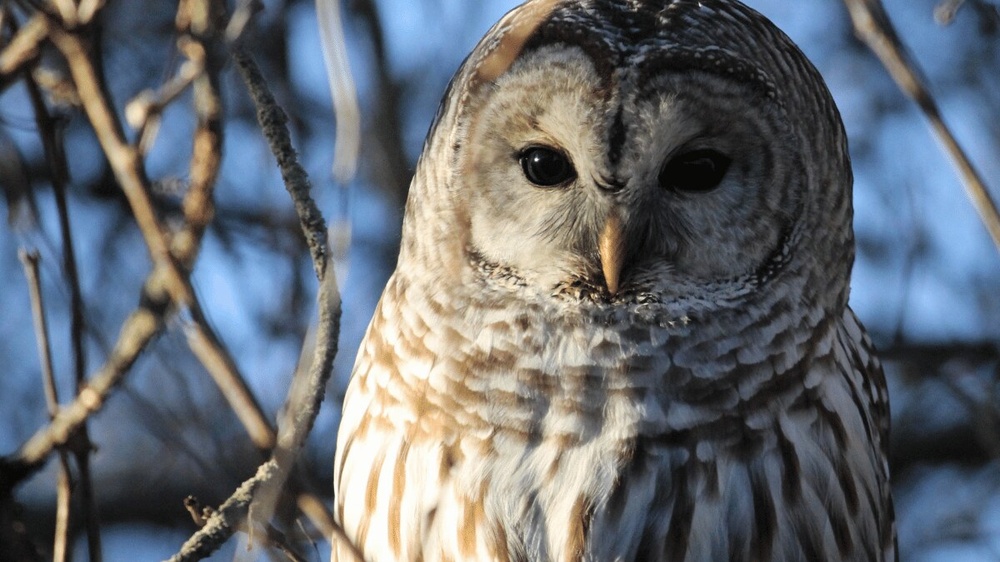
[598,211,626,296]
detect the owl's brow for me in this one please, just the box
[631,46,779,103]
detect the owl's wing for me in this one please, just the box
[623,307,896,562]
[841,306,897,561]
[333,286,474,561]
[333,361,435,560]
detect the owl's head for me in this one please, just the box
[400,0,853,316]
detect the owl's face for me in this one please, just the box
[460,43,799,296]
[408,0,851,309]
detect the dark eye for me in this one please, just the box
[659,149,732,193]
[519,146,576,187]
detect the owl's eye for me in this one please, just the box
[519,146,576,187]
[659,149,732,193]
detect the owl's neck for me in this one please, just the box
[380,252,837,443]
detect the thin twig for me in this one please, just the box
[46,26,197,309]
[125,49,203,155]
[50,0,77,28]
[18,250,59,427]
[2,10,238,490]
[47,24,278,452]
[250,263,342,544]
[76,0,104,25]
[843,0,1000,251]
[316,0,360,184]
[9,5,263,478]
[18,250,74,562]
[14,303,164,467]
[183,494,309,562]
[23,52,84,451]
[52,462,73,562]
[170,0,223,269]
[166,460,279,562]
[165,269,349,562]
[173,0,281,455]
[223,0,261,42]
[232,45,328,277]
[23,53,104,562]
[935,0,967,24]
[165,43,355,562]
[235,42,355,559]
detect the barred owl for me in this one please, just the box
[333,0,895,560]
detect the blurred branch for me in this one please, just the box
[4,2,348,558]
[0,13,48,88]
[17,250,59,455]
[935,0,1000,29]
[76,0,102,25]
[316,0,360,184]
[224,0,261,42]
[172,0,223,265]
[18,250,74,562]
[167,265,349,562]
[50,0,76,28]
[47,22,278,453]
[22,44,104,561]
[9,302,164,469]
[255,260,342,551]
[939,371,1000,459]
[125,47,203,156]
[843,0,1000,252]
[2,0,256,497]
[166,42,355,562]
[879,341,1000,372]
[350,0,411,207]
[885,340,1000,472]
[935,0,968,23]
[45,26,192,302]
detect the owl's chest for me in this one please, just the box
[344,326,687,560]
[339,316,887,562]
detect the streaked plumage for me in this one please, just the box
[333,1,895,560]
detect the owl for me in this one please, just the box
[333,0,895,560]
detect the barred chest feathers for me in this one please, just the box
[333,272,890,561]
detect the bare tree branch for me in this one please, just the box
[11,302,164,469]
[165,41,356,562]
[167,460,278,562]
[879,341,1000,370]
[935,0,968,24]
[18,250,74,562]
[125,50,203,156]
[4,7,342,559]
[47,22,280,453]
[843,0,1000,251]
[360,0,411,203]
[173,0,224,266]
[316,0,361,184]
[166,270,347,561]
[0,12,48,87]
[232,45,329,278]
[21,41,103,560]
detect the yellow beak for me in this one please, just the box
[598,211,626,296]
